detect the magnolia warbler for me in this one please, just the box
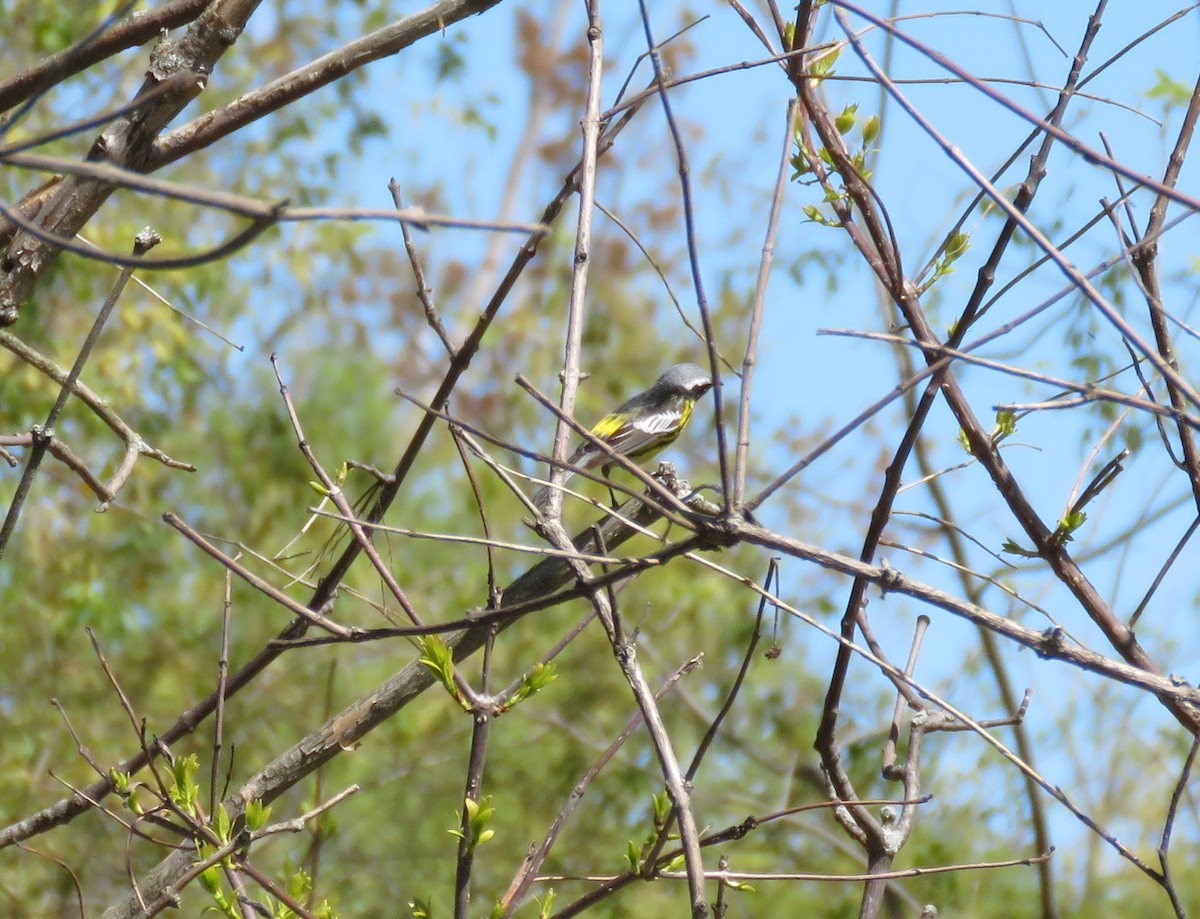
[533,363,713,509]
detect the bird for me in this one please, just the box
[532,362,713,510]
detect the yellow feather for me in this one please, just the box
[590,413,626,439]
[677,400,694,429]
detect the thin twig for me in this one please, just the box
[95,484,687,916]
[148,0,511,169]
[0,228,158,560]
[211,566,235,817]
[271,354,422,625]
[637,0,731,518]
[389,178,456,356]
[499,654,701,917]
[453,708,491,919]
[688,543,1163,880]
[735,100,795,506]
[307,507,649,565]
[0,0,209,114]
[827,3,1200,742]
[162,513,355,637]
[1158,735,1200,919]
[640,560,776,874]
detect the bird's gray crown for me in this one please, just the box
[656,363,712,396]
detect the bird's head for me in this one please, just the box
[657,363,713,399]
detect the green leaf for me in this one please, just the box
[801,204,839,227]
[199,861,222,894]
[419,636,464,705]
[213,803,232,843]
[994,410,1016,438]
[920,231,973,294]
[505,661,558,709]
[945,231,970,260]
[651,790,671,830]
[1001,538,1039,558]
[1146,68,1191,106]
[286,865,314,900]
[810,47,839,77]
[434,39,466,81]
[245,798,272,832]
[862,114,881,145]
[453,795,495,851]
[1052,509,1087,546]
[626,839,641,871]
[170,754,201,815]
[1062,509,1087,531]
[834,103,858,135]
[957,428,973,455]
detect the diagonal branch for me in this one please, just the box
[0,0,212,115]
[147,0,507,170]
[0,102,644,852]
[0,0,264,324]
[97,485,689,919]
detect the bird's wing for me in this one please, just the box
[583,403,686,461]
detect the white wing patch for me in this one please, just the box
[604,407,684,456]
[628,408,684,436]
